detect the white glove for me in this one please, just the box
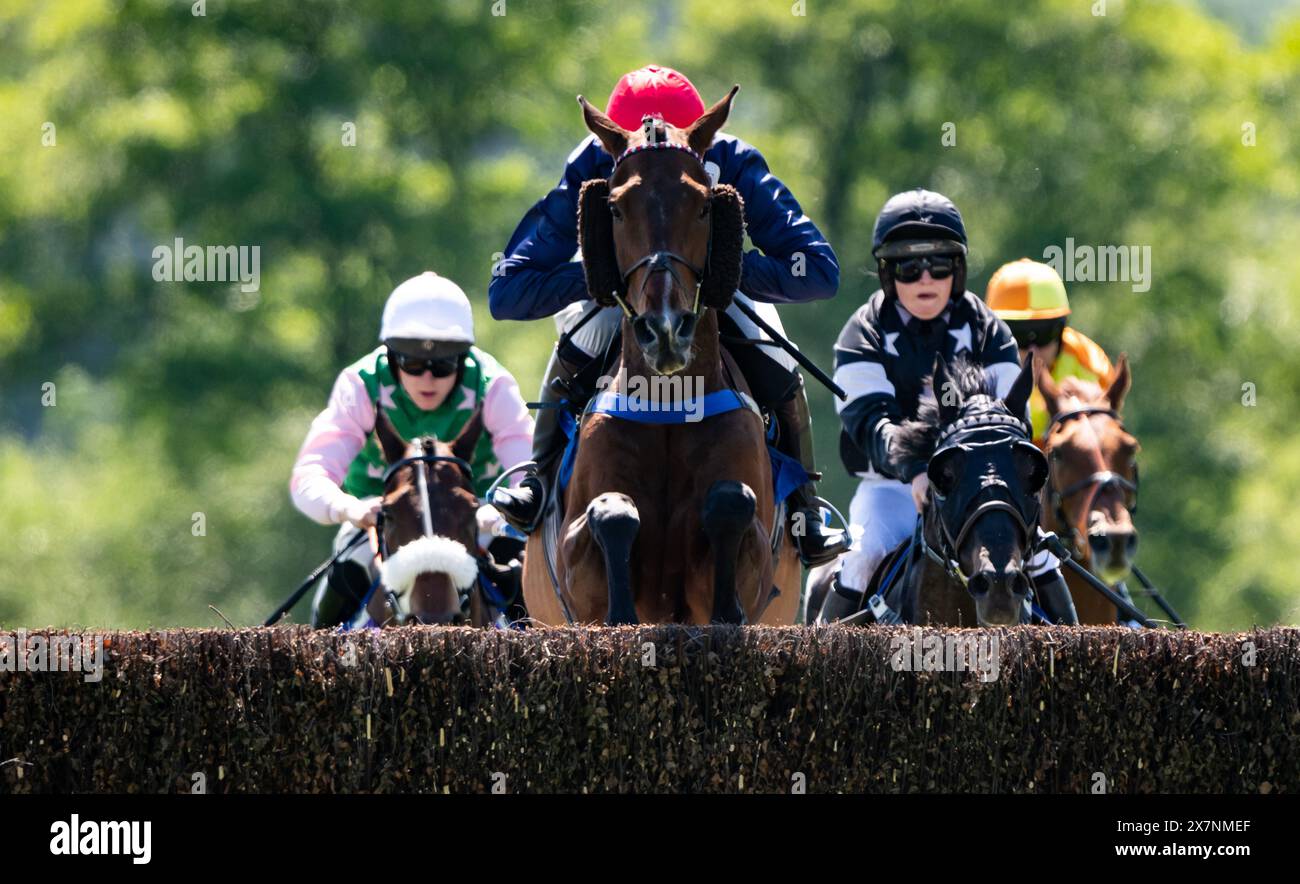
[476,503,506,550]
[340,496,382,530]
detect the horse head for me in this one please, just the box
[576,86,745,376]
[372,408,483,625]
[899,354,1047,625]
[1037,354,1139,585]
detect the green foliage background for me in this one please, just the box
[1,0,1296,629]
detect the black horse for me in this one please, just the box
[815,354,1051,627]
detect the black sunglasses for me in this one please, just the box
[890,254,956,283]
[388,349,461,378]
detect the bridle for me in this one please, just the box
[373,442,476,622]
[377,446,474,558]
[1044,406,1139,555]
[921,414,1044,589]
[605,119,715,324]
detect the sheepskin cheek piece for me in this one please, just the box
[701,184,745,310]
[379,535,479,594]
[578,178,621,306]
[579,179,748,311]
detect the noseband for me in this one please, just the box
[1045,407,1139,553]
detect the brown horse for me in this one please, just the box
[364,408,496,626]
[1037,355,1140,624]
[521,86,801,626]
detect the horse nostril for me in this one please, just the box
[675,312,698,341]
[1125,533,1139,556]
[1015,571,1033,598]
[967,572,990,597]
[632,315,657,349]
[1089,533,1111,555]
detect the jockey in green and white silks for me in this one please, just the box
[289,272,534,628]
[339,344,513,501]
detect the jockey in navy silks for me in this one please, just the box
[488,65,848,567]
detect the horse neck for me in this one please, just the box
[617,308,728,392]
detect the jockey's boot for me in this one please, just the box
[817,574,865,624]
[311,559,371,629]
[772,377,850,567]
[491,347,587,534]
[1031,568,1079,625]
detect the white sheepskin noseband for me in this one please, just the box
[380,535,478,595]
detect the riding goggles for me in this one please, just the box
[388,348,461,378]
[890,254,956,283]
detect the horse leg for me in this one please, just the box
[587,492,641,626]
[701,480,756,625]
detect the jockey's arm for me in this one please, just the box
[724,138,839,304]
[833,316,923,484]
[488,137,608,322]
[481,371,535,487]
[289,369,376,526]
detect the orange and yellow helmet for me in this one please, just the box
[986,258,1071,320]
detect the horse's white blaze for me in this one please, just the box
[381,535,478,594]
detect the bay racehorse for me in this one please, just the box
[363,407,510,627]
[1036,355,1140,623]
[521,86,801,625]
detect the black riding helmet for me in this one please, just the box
[872,188,969,300]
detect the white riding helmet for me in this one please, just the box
[379,272,475,351]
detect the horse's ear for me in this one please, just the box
[1003,353,1036,424]
[933,356,959,425]
[1035,357,1062,419]
[700,184,746,309]
[578,95,629,158]
[451,405,485,465]
[1105,353,1131,414]
[578,178,622,306]
[374,408,407,465]
[685,85,739,156]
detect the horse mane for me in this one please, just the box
[892,356,999,466]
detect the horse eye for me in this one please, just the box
[699,202,711,219]
[609,203,623,221]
